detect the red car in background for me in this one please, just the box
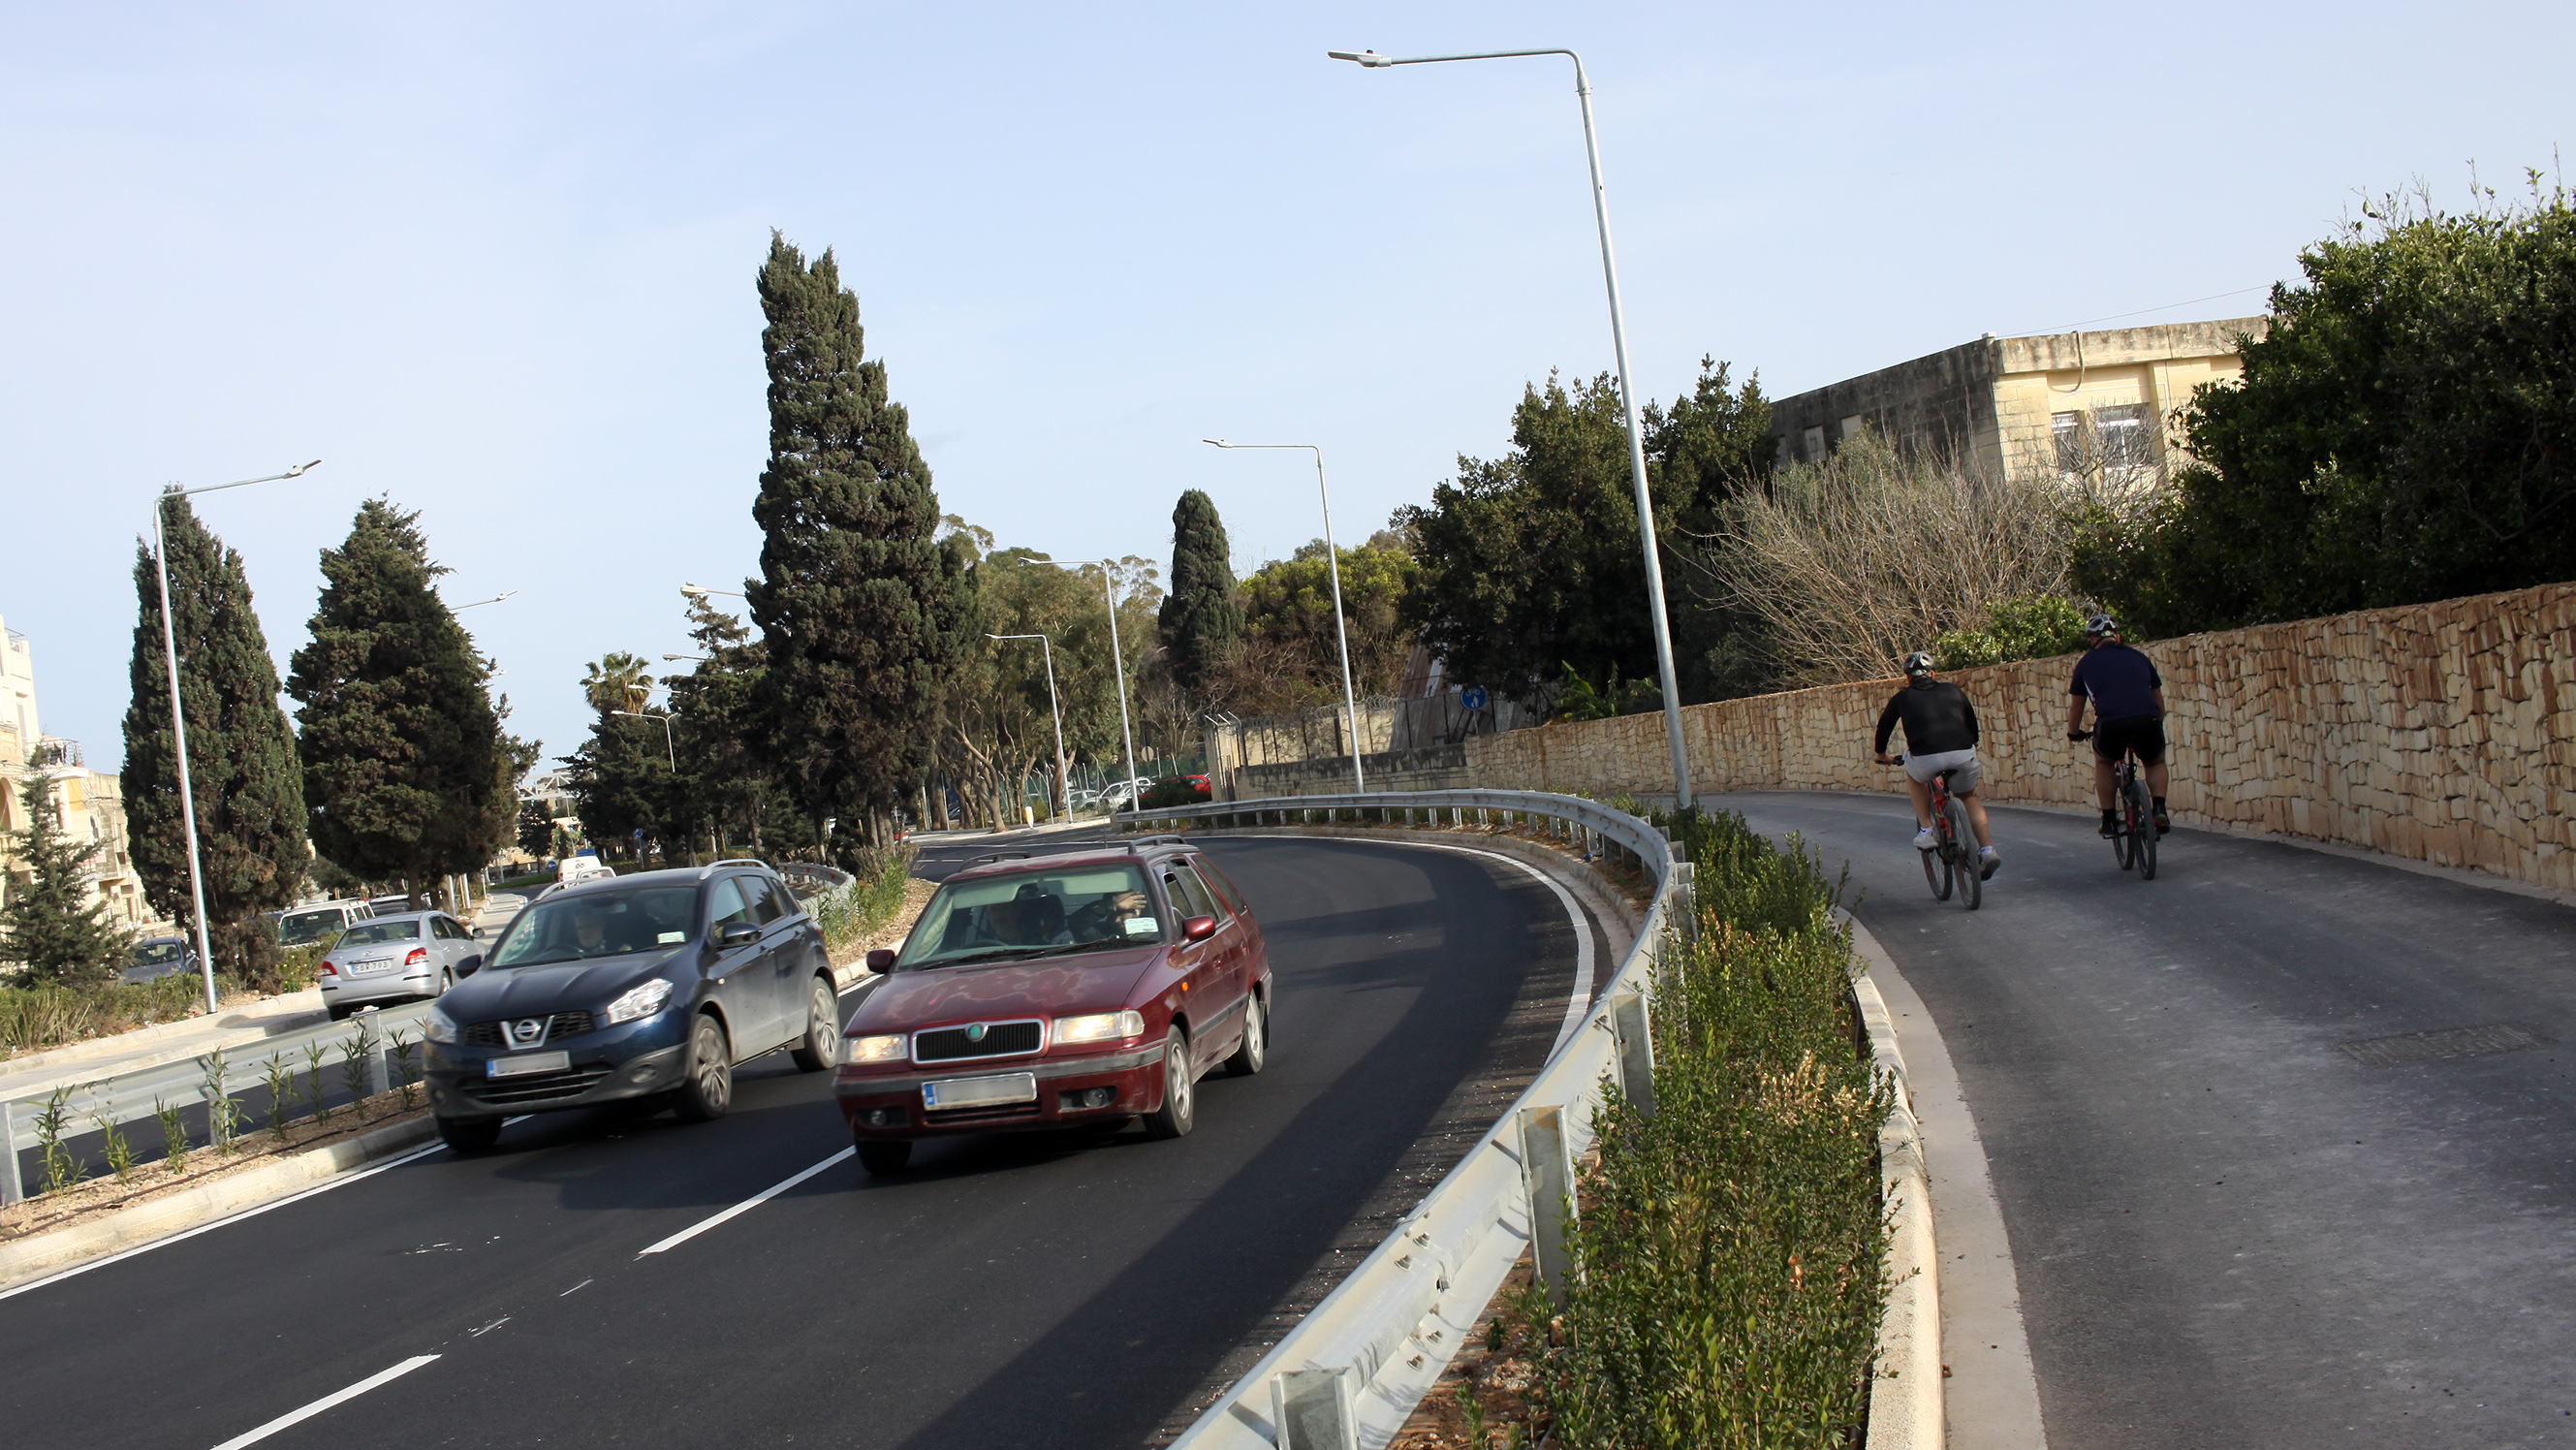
[834,837,1272,1175]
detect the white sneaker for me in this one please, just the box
[1913,827,1938,851]
[1979,847,2001,880]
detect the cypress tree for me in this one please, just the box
[1,757,130,987]
[747,233,971,853]
[122,495,310,986]
[1157,489,1243,697]
[287,499,506,895]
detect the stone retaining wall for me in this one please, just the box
[1462,582,2576,892]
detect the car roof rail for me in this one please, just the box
[1127,835,1188,852]
[967,851,1034,866]
[699,857,772,877]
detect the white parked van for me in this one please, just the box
[556,855,615,885]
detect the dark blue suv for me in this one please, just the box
[422,862,840,1153]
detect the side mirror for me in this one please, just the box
[456,954,484,977]
[1182,915,1218,943]
[716,921,762,948]
[864,948,895,973]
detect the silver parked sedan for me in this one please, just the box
[319,912,483,1020]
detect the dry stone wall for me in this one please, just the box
[1463,583,2576,892]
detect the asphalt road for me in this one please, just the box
[1714,790,2576,1448]
[0,835,1586,1450]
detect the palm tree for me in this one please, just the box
[581,652,655,715]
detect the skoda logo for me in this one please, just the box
[508,1018,547,1047]
[964,1023,988,1043]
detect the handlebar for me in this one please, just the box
[2068,729,2094,742]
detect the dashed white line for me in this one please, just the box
[635,1146,855,1256]
[206,1354,439,1450]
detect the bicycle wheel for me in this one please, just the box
[2129,776,2158,880]
[1949,797,1981,909]
[1921,841,1949,900]
[2111,780,2136,870]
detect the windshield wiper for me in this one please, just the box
[927,945,1059,968]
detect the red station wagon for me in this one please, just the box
[834,838,1272,1175]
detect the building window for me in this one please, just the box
[2053,412,2083,472]
[2094,403,2151,468]
[1802,425,1826,460]
[1839,414,1864,441]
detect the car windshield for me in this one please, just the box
[332,920,422,947]
[487,887,698,969]
[133,941,184,965]
[277,910,341,944]
[894,863,1162,971]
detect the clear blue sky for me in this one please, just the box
[6,2,2567,773]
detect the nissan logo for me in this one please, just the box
[508,1018,548,1047]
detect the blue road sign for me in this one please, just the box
[1461,685,1489,711]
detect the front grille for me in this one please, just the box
[924,1102,1043,1124]
[463,1011,597,1048]
[470,1063,614,1105]
[913,1020,1043,1063]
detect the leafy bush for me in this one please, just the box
[1933,594,2091,670]
[810,845,917,952]
[1139,776,1209,809]
[1531,808,1890,1449]
[0,973,209,1056]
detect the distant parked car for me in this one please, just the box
[276,899,376,950]
[368,893,417,917]
[319,912,482,1020]
[124,935,199,986]
[422,862,837,1153]
[1096,777,1156,812]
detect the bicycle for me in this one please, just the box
[2072,729,2157,880]
[1910,761,1981,910]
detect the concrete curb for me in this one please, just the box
[0,992,328,1086]
[1852,919,1943,1450]
[0,1113,439,1293]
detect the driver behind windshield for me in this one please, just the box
[569,906,615,957]
[980,885,1070,947]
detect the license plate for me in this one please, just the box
[488,1051,570,1079]
[921,1072,1037,1110]
[347,957,397,976]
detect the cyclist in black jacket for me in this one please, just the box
[1872,652,1999,879]
[2066,614,2171,836]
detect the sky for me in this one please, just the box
[5,1,2568,775]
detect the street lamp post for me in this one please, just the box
[1329,46,1696,809]
[1205,440,1367,793]
[1031,559,1141,814]
[450,591,518,611]
[989,633,1072,820]
[152,459,322,1014]
[613,709,677,770]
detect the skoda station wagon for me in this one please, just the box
[833,838,1272,1175]
[422,861,840,1154]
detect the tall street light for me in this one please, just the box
[1030,558,1140,812]
[613,709,677,770]
[152,459,322,1014]
[680,583,745,600]
[1329,46,1696,808]
[1204,440,1367,793]
[990,633,1071,819]
[450,590,518,611]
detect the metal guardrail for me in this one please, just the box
[1121,790,1689,1450]
[1,999,436,1207]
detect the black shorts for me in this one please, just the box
[2092,715,2167,766]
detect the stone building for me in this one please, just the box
[1768,318,2267,488]
[0,615,154,936]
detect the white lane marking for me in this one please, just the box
[206,1354,439,1450]
[559,1277,593,1296]
[636,1146,855,1256]
[1211,835,1598,1056]
[0,1117,531,1303]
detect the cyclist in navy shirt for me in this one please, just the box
[2065,614,2170,836]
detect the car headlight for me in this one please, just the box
[424,1007,460,1044]
[603,977,675,1025]
[1052,1010,1145,1046]
[846,1034,908,1063]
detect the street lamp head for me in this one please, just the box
[1328,49,1392,67]
[284,458,322,477]
[1203,438,1230,448]
[679,584,707,598]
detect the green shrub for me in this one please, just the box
[1530,808,1891,1449]
[1139,777,1209,809]
[811,845,917,952]
[1933,593,2090,670]
[0,974,204,1056]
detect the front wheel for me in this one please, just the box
[1143,1027,1194,1140]
[789,978,841,1072]
[1225,993,1267,1077]
[673,1015,734,1122]
[437,1116,502,1155]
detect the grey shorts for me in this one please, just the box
[1904,748,1981,794]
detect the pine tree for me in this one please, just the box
[121,494,310,987]
[666,597,770,856]
[1157,489,1244,698]
[1,756,130,987]
[747,233,972,854]
[288,499,507,895]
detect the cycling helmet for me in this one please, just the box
[2084,613,2120,639]
[1901,650,1935,677]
